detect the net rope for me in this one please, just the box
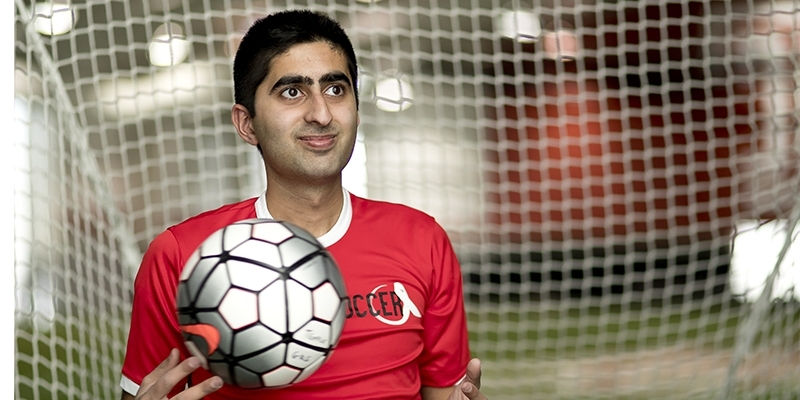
[13,0,800,399]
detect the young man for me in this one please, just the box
[120,10,487,400]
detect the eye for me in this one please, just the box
[281,87,302,99]
[324,85,344,96]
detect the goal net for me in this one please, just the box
[12,0,800,399]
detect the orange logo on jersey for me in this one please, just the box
[180,324,220,355]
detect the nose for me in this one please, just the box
[304,91,333,126]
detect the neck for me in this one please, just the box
[263,177,344,238]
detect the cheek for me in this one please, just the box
[333,106,359,129]
[254,113,286,138]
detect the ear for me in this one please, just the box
[231,104,259,146]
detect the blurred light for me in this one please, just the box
[749,7,800,59]
[148,23,190,67]
[374,70,413,112]
[1,12,16,369]
[33,2,76,36]
[13,95,56,332]
[342,133,368,198]
[730,219,800,302]
[356,0,384,3]
[98,62,216,118]
[543,29,578,61]
[498,9,541,43]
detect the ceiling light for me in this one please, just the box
[543,29,578,61]
[148,23,191,67]
[498,9,541,43]
[374,70,413,112]
[32,2,76,36]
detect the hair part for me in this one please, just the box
[233,10,359,117]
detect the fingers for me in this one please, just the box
[464,358,482,389]
[136,349,220,400]
[149,356,202,398]
[171,376,223,400]
[138,348,181,396]
[459,381,488,400]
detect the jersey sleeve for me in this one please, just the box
[418,222,471,388]
[120,229,188,397]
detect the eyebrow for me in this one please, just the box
[269,71,352,95]
[319,72,352,87]
[270,75,314,94]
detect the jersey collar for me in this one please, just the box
[254,188,352,248]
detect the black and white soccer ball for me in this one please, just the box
[176,218,348,389]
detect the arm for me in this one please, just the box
[120,231,194,397]
[419,223,487,399]
[421,358,487,400]
[420,386,454,400]
[417,222,470,383]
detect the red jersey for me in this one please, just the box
[120,190,470,399]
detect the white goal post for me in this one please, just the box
[12,0,800,399]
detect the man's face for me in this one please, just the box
[250,41,359,185]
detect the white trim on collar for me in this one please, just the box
[254,188,352,247]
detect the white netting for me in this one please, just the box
[12,0,800,399]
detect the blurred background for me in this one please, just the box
[12,0,800,398]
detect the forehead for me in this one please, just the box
[265,41,350,82]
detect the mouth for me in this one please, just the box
[298,135,336,150]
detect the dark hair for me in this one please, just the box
[233,10,359,116]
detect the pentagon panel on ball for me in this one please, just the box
[176,218,348,389]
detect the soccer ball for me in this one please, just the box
[176,218,348,389]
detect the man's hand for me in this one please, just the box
[133,348,223,400]
[449,358,488,400]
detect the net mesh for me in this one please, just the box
[12,0,800,399]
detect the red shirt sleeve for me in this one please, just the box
[121,229,189,397]
[418,222,471,388]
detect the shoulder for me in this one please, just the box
[350,193,436,225]
[170,198,257,234]
[158,198,258,257]
[347,194,450,247]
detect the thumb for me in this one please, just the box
[459,381,487,400]
[465,358,482,389]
